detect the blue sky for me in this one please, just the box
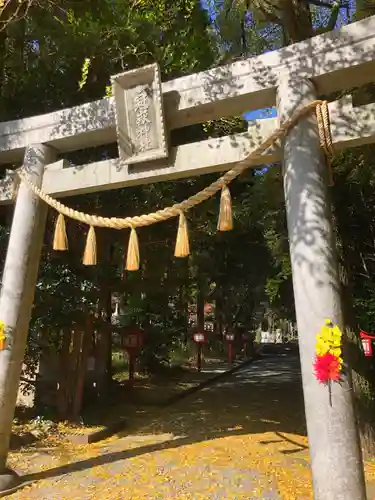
[200,0,276,121]
[200,0,355,122]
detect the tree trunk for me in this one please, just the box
[95,230,113,395]
[57,329,71,419]
[215,287,224,340]
[281,0,313,44]
[197,272,205,332]
[67,327,82,419]
[0,30,7,113]
[180,279,189,344]
[72,321,92,420]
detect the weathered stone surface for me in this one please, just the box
[0,95,373,203]
[111,63,168,164]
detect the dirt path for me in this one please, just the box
[6,349,375,499]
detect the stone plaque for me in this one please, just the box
[111,63,168,164]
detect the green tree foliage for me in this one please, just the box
[2,0,375,444]
[213,0,350,58]
[0,0,219,383]
[0,0,216,118]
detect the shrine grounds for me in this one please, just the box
[4,345,375,500]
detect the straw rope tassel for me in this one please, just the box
[83,226,97,265]
[53,213,68,251]
[126,228,140,271]
[174,211,190,258]
[316,102,334,187]
[15,101,334,235]
[217,184,233,231]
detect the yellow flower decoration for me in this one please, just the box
[315,319,343,366]
[331,347,342,358]
[331,326,342,346]
[314,319,343,383]
[315,338,330,356]
[0,321,5,351]
[320,325,332,343]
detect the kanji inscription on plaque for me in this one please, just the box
[111,63,168,164]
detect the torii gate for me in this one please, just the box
[0,15,375,499]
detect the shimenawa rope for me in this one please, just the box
[16,100,333,230]
[14,100,334,267]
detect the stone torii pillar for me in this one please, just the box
[0,144,56,492]
[277,74,366,500]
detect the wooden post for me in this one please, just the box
[0,144,55,490]
[72,327,91,420]
[276,75,366,500]
[57,329,72,419]
[67,328,82,418]
[128,352,135,385]
[197,343,202,372]
[228,341,233,365]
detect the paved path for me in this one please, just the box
[5,349,322,499]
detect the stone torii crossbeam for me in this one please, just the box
[0,15,375,499]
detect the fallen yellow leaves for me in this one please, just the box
[6,357,375,499]
[8,422,314,498]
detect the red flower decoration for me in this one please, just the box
[314,353,341,384]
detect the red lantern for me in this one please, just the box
[225,331,235,364]
[362,338,372,357]
[193,332,206,344]
[225,332,235,342]
[121,327,144,353]
[360,330,375,357]
[193,331,206,372]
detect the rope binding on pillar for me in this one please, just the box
[15,100,334,269]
